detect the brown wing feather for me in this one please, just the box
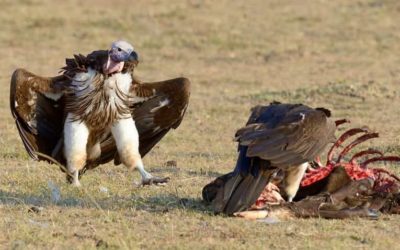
[10,68,67,161]
[237,104,336,169]
[84,77,191,171]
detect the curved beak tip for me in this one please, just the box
[129,51,139,63]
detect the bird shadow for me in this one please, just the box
[0,189,213,214]
[149,166,224,178]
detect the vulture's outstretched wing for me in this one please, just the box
[10,67,190,175]
[10,68,68,162]
[82,77,191,171]
[211,102,336,214]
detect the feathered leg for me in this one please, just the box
[283,162,309,202]
[64,114,89,187]
[111,117,169,185]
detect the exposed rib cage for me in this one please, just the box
[301,120,400,193]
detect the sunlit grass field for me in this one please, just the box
[1,0,400,248]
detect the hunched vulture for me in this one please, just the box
[204,102,336,215]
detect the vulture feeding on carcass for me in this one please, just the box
[10,40,190,186]
[203,102,337,215]
[203,102,400,218]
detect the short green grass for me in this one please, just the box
[1,0,400,249]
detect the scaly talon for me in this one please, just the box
[141,176,170,186]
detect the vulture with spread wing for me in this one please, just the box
[205,102,337,215]
[10,40,190,186]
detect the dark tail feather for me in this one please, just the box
[204,165,273,215]
[210,173,245,213]
[202,172,235,203]
[202,146,274,215]
[223,168,272,215]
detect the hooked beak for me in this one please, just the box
[128,50,139,65]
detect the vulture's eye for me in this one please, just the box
[117,48,122,52]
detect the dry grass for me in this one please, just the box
[1,0,400,249]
